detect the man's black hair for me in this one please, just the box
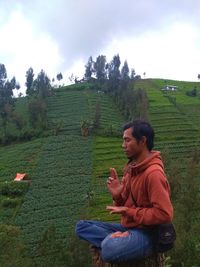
[123,120,154,151]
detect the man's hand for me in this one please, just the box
[110,231,129,238]
[107,168,123,199]
[106,205,128,214]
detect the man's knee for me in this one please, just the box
[75,220,86,236]
[101,235,119,262]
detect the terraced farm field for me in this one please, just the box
[89,79,200,228]
[88,136,127,222]
[135,79,200,164]
[15,89,93,252]
[0,80,200,266]
[15,135,93,251]
[0,87,126,258]
[0,139,45,225]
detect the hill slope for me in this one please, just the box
[135,79,200,163]
[13,87,125,253]
[0,79,200,265]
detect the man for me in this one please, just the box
[76,120,173,263]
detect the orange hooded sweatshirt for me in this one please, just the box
[113,151,173,228]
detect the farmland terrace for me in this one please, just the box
[0,79,200,263]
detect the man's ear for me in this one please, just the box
[140,136,147,146]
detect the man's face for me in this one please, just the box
[122,127,143,159]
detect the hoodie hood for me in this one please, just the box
[124,150,164,176]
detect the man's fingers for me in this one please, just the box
[110,168,118,180]
[107,177,115,184]
[106,206,117,214]
[110,231,129,238]
[106,205,114,211]
[110,231,122,238]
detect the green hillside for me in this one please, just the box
[0,87,126,253]
[0,79,200,266]
[135,79,200,162]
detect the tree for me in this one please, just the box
[119,60,130,107]
[0,64,17,135]
[134,74,141,80]
[18,92,23,98]
[130,68,136,80]
[25,67,34,96]
[107,54,121,94]
[108,54,121,81]
[9,77,17,91]
[15,82,20,90]
[69,73,74,83]
[12,112,25,131]
[93,55,107,81]
[0,64,7,82]
[84,56,94,81]
[33,69,51,99]
[121,60,130,81]
[56,72,63,82]
[26,70,51,130]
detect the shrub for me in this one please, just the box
[1,197,20,208]
[186,88,197,97]
[0,181,29,196]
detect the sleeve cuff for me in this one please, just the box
[125,207,137,217]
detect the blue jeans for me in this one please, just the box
[75,220,155,263]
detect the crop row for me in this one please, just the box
[0,138,45,183]
[15,94,93,253]
[85,90,125,131]
[47,88,125,138]
[47,89,91,135]
[88,135,126,222]
[151,121,193,127]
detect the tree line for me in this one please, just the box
[0,64,56,144]
[84,55,140,82]
[0,55,148,144]
[0,64,20,138]
[83,54,148,122]
[0,54,148,144]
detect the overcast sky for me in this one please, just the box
[1,0,200,94]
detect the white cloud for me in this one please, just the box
[0,9,62,94]
[103,22,200,81]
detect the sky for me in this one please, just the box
[1,0,200,95]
